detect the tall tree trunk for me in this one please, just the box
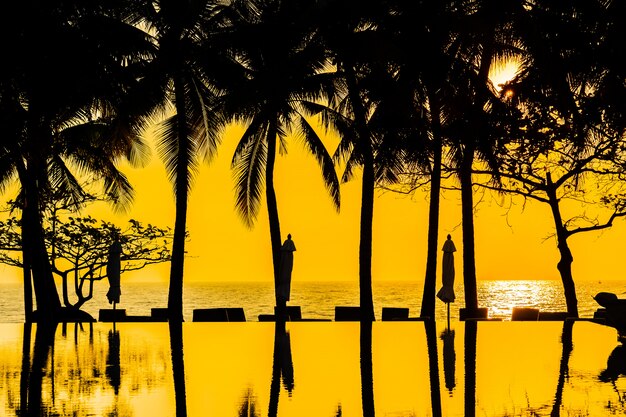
[420,87,443,319]
[18,153,61,321]
[359,152,376,322]
[22,232,33,322]
[168,75,190,323]
[546,173,578,317]
[344,61,375,321]
[20,156,33,320]
[460,146,478,311]
[266,118,283,308]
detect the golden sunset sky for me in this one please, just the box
[1,64,624,285]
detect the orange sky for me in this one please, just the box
[100,122,625,284]
[1,63,625,285]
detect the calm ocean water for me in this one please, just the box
[1,279,623,322]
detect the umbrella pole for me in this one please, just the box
[446,302,451,330]
[113,302,117,332]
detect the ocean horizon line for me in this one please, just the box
[0,277,612,287]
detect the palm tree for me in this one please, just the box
[218,0,340,308]
[0,1,151,321]
[311,0,402,321]
[125,0,231,322]
[444,0,525,314]
[374,0,462,319]
[385,0,523,317]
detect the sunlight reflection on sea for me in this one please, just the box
[0,279,624,322]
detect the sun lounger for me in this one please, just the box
[511,307,540,321]
[334,306,362,321]
[381,307,409,321]
[193,308,246,322]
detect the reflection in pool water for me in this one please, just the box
[0,321,625,416]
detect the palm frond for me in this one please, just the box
[231,116,267,166]
[156,114,199,197]
[0,153,17,195]
[341,151,360,184]
[297,116,340,210]
[299,101,357,165]
[188,77,223,163]
[47,155,91,210]
[232,123,267,227]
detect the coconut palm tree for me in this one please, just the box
[380,0,461,320]
[443,0,526,314]
[308,0,398,321]
[382,0,523,318]
[0,1,152,321]
[218,0,340,308]
[124,0,233,321]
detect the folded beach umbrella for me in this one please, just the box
[106,237,123,306]
[437,235,457,303]
[277,234,296,304]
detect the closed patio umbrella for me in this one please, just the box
[106,237,122,307]
[437,234,456,303]
[277,234,296,306]
[437,234,456,326]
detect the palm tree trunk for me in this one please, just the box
[22,227,33,322]
[343,60,375,321]
[359,153,376,321]
[420,88,443,319]
[18,153,62,320]
[461,146,478,311]
[265,118,283,307]
[168,75,190,323]
[546,173,578,317]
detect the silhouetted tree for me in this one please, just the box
[0,2,151,322]
[313,0,413,321]
[379,0,465,320]
[474,1,626,317]
[122,0,233,322]
[219,0,339,307]
[0,199,172,312]
[444,0,525,314]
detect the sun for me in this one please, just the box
[489,60,519,91]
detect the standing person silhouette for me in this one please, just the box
[277,234,296,318]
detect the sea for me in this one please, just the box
[0,279,623,323]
